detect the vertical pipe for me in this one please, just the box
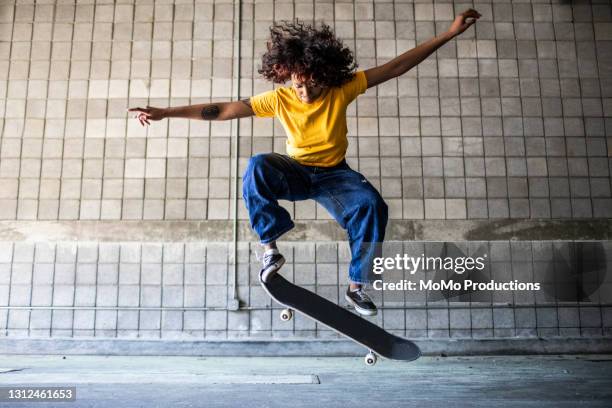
[228,0,243,311]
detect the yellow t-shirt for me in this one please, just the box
[250,70,368,167]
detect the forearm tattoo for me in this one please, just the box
[240,98,252,109]
[201,104,220,120]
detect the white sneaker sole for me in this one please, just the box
[344,293,378,316]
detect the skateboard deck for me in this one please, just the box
[261,272,421,362]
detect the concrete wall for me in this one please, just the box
[0,0,611,348]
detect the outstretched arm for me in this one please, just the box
[364,9,481,89]
[128,99,255,127]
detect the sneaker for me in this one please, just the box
[345,286,378,316]
[257,248,285,283]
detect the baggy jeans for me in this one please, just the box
[242,152,388,284]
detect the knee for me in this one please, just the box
[244,153,272,178]
[357,193,388,220]
[246,153,269,171]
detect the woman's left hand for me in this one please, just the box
[448,9,481,38]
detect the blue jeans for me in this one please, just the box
[242,152,388,284]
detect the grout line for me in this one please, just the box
[509,241,518,337]
[5,1,18,222]
[529,241,538,337]
[21,2,40,339]
[476,2,494,337]
[47,1,61,339]
[73,242,83,338]
[4,243,15,336]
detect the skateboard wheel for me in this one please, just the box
[365,352,377,366]
[280,308,293,321]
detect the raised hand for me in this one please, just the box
[127,105,167,127]
[448,9,481,38]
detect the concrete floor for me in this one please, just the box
[0,355,611,407]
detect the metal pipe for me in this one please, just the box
[227,0,243,311]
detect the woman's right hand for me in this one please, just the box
[127,105,167,126]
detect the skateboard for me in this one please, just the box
[260,272,422,365]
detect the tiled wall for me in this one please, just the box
[0,0,611,220]
[1,240,611,339]
[1,0,611,343]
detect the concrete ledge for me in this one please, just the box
[2,337,611,357]
[1,219,611,242]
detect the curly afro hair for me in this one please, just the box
[258,19,358,88]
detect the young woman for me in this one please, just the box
[129,9,481,316]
